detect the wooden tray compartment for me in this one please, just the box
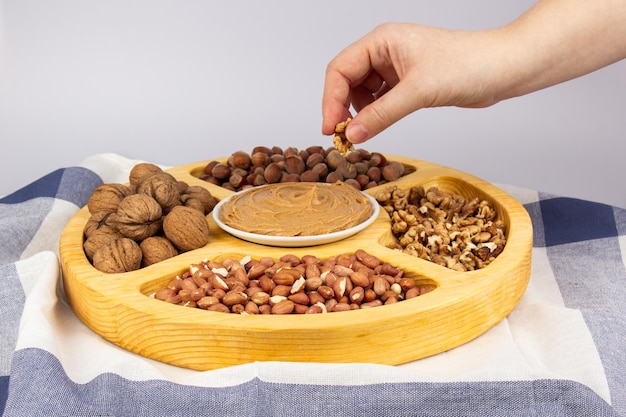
[59,155,532,370]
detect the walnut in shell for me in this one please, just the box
[83,211,116,239]
[86,183,133,214]
[129,162,164,187]
[109,194,163,241]
[136,172,181,214]
[179,185,218,215]
[83,227,125,262]
[176,180,189,194]
[92,238,142,273]
[140,236,179,267]
[163,205,210,252]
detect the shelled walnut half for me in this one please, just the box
[333,118,355,156]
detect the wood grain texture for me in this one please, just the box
[59,156,533,370]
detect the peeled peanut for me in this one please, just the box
[155,250,430,314]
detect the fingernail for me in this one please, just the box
[346,121,369,143]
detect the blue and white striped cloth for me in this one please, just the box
[1,153,625,417]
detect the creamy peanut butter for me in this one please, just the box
[219,182,374,236]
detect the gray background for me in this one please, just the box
[1,0,624,208]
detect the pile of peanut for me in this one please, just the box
[153,250,432,314]
[376,185,506,271]
[199,146,411,192]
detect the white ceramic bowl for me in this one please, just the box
[212,186,380,247]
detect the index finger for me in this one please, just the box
[321,40,375,135]
[321,67,353,135]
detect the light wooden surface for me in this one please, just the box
[59,156,533,371]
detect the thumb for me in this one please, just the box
[346,82,420,144]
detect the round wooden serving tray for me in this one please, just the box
[59,155,533,371]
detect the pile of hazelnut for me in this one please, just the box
[154,250,433,314]
[83,163,217,273]
[199,146,412,192]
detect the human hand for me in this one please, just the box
[321,22,503,144]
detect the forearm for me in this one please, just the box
[494,0,626,101]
